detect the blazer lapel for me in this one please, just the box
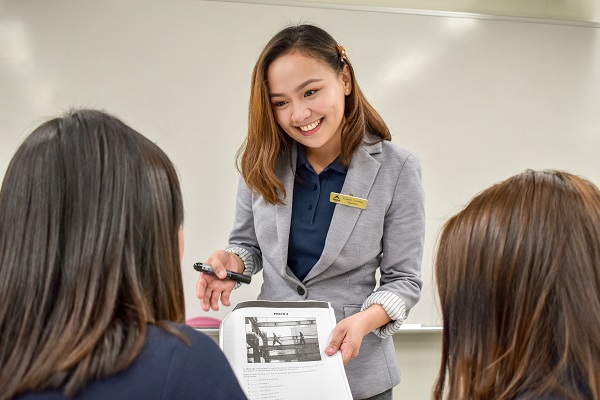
[304,139,382,281]
[275,143,297,275]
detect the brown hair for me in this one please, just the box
[0,109,185,399]
[434,170,600,400]
[239,23,391,204]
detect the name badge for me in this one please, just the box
[330,192,367,209]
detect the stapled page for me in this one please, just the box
[219,300,352,400]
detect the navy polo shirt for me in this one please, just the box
[287,146,347,281]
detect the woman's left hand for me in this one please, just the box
[325,305,391,365]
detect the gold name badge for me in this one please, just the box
[330,192,368,209]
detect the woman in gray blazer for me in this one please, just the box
[196,24,425,400]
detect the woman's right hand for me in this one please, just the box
[196,250,243,312]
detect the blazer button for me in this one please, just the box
[297,286,305,295]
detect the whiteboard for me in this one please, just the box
[1,0,599,327]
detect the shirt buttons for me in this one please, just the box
[313,184,318,190]
[308,205,313,210]
[297,286,306,295]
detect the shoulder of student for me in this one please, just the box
[153,323,246,399]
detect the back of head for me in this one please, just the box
[0,109,184,398]
[434,170,600,400]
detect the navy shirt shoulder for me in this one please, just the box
[15,323,246,400]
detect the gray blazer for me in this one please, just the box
[228,132,425,399]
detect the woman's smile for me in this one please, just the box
[298,118,323,135]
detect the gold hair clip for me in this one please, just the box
[337,44,348,63]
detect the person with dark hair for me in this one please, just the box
[0,109,246,400]
[196,23,425,400]
[434,170,600,400]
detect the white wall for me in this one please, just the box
[393,333,442,399]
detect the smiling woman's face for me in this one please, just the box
[267,51,351,162]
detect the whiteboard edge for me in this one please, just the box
[200,0,600,27]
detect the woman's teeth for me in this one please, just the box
[299,119,321,132]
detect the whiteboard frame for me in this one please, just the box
[203,0,600,27]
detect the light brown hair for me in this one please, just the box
[0,109,185,399]
[240,23,391,204]
[434,170,600,400]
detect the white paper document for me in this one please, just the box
[219,300,352,400]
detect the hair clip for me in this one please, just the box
[337,44,348,64]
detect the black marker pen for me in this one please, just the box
[193,262,251,284]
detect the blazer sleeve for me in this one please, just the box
[362,152,425,337]
[226,175,263,274]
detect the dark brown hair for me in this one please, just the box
[0,109,185,399]
[239,23,391,204]
[434,170,600,400]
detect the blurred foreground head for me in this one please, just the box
[435,170,600,400]
[0,109,184,397]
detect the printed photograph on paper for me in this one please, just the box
[245,316,321,363]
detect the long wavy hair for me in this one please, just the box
[0,109,185,399]
[434,170,600,400]
[239,23,391,204]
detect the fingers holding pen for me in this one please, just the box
[206,250,229,279]
[195,250,241,311]
[208,250,244,278]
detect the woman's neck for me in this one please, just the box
[306,147,340,174]
[304,134,342,174]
